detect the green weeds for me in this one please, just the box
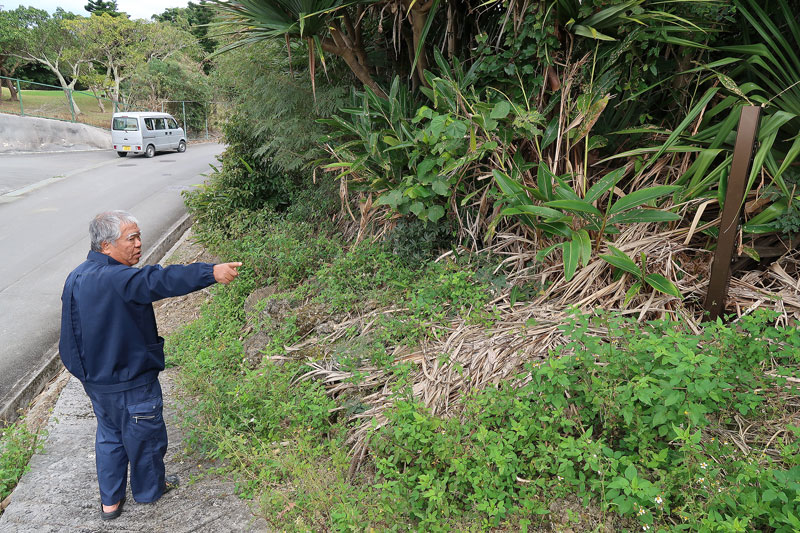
[171,200,798,531]
[371,310,800,531]
[0,418,43,505]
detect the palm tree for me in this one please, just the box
[209,0,387,96]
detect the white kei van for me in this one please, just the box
[111,112,187,158]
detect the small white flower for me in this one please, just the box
[698,477,705,484]
[700,462,708,470]
[654,496,663,505]
[638,508,646,516]
[642,526,651,531]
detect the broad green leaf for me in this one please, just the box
[427,204,445,222]
[609,185,680,215]
[490,100,511,119]
[716,73,752,103]
[537,164,555,201]
[745,198,788,225]
[644,273,682,298]
[546,199,603,217]
[664,390,682,406]
[600,252,641,277]
[585,167,626,204]
[383,141,416,152]
[575,229,591,266]
[563,237,580,281]
[376,189,404,208]
[493,169,532,207]
[431,178,449,196]
[501,205,566,219]
[542,116,559,151]
[624,282,642,307]
[743,223,777,234]
[608,209,681,225]
[510,285,520,307]
[538,221,573,238]
[742,246,760,261]
[571,23,616,41]
[536,243,561,263]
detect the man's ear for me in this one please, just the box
[100,241,112,255]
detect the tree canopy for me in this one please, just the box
[84,0,122,17]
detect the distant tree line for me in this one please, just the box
[0,1,216,115]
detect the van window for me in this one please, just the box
[154,119,166,130]
[144,118,155,130]
[167,118,179,130]
[112,117,138,131]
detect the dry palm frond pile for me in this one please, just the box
[281,213,800,469]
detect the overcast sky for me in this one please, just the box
[1,1,191,21]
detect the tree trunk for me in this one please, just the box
[91,87,106,112]
[0,62,19,101]
[402,0,435,87]
[322,27,386,98]
[52,70,82,116]
[1,76,18,101]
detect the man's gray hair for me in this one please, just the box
[89,210,139,252]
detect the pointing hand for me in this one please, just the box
[213,262,242,285]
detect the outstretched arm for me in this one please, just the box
[213,262,242,285]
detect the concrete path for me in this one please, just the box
[0,371,271,532]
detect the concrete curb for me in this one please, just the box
[140,212,193,267]
[0,213,194,423]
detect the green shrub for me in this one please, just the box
[0,419,42,503]
[371,310,800,530]
[386,217,457,267]
[310,242,416,313]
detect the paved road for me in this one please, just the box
[0,144,225,414]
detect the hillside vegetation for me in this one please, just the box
[163,0,800,530]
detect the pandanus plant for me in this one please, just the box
[207,0,443,98]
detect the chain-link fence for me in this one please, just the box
[157,100,230,141]
[0,76,229,140]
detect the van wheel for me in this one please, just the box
[177,140,186,153]
[117,151,128,158]
[145,144,156,158]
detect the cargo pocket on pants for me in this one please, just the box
[127,396,164,439]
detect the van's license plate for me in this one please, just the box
[123,146,131,151]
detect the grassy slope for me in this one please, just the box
[0,87,114,129]
[164,204,800,532]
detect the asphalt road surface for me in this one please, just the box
[0,143,225,414]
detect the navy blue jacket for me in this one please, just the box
[59,250,216,392]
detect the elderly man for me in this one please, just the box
[59,210,241,521]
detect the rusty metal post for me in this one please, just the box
[703,105,762,320]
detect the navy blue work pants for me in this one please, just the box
[83,379,167,505]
